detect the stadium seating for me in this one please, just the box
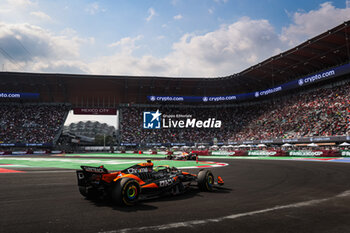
[120,82,350,143]
[0,104,69,144]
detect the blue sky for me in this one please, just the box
[1,0,350,126]
[0,0,350,78]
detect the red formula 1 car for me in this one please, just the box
[166,152,197,160]
[76,160,224,206]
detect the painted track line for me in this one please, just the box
[99,190,350,233]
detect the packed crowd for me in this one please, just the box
[120,82,350,143]
[234,83,350,140]
[0,104,69,144]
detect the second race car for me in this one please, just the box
[166,152,197,160]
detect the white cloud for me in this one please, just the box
[87,18,282,77]
[30,11,52,21]
[281,2,350,46]
[208,8,214,14]
[0,22,88,73]
[164,17,282,76]
[0,0,35,16]
[85,2,106,15]
[173,14,183,20]
[0,2,349,78]
[88,2,350,77]
[146,8,156,22]
[6,0,35,8]
[108,35,143,54]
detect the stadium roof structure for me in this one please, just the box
[0,21,350,106]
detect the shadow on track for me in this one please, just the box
[82,186,232,212]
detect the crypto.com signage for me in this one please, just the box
[147,63,350,103]
[0,92,39,99]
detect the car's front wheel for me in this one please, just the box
[197,170,214,191]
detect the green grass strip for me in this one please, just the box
[0,157,215,170]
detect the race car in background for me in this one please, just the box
[166,152,197,160]
[76,160,224,206]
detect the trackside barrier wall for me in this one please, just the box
[340,150,350,157]
[247,150,287,157]
[191,150,211,156]
[227,151,247,156]
[288,150,339,157]
[228,150,341,157]
[0,149,348,157]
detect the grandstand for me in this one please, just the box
[119,80,349,145]
[0,104,69,146]
[0,21,350,150]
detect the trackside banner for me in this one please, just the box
[73,108,117,115]
[247,150,278,157]
[0,92,39,99]
[288,150,339,157]
[147,63,350,102]
[341,151,350,157]
[288,150,324,157]
[0,143,52,147]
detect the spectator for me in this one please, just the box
[0,104,69,144]
[120,82,350,143]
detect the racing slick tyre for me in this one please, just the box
[197,170,214,192]
[112,177,140,206]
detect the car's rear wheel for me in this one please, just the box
[197,170,214,191]
[112,178,140,206]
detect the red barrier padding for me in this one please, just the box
[314,150,339,157]
[229,150,247,156]
[191,150,211,156]
[270,150,288,157]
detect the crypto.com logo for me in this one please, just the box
[143,110,162,129]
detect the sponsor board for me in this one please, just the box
[341,150,350,157]
[289,151,324,157]
[212,151,234,156]
[0,92,39,99]
[247,151,277,156]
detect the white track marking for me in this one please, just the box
[99,190,350,233]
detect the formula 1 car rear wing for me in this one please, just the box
[80,165,108,174]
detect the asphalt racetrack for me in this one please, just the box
[1,156,350,233]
